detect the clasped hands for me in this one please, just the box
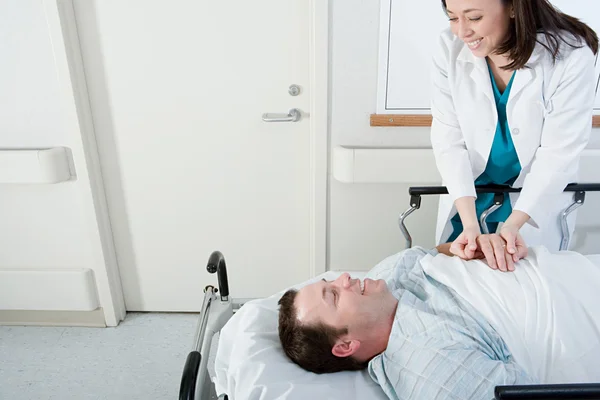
[449,224,528,272]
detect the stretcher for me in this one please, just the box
[179,183,600,400]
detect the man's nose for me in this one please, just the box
[344,277,358,289]
[335,273,355,289]
[335,273,350,286]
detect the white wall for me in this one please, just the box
[329,0,438,271]
[0,1,123,325]
[328,0,600,271]
[4,0,598,316]
[0,2,87,273]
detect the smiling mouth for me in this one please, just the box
[467,38,483,48]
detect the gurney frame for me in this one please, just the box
[180,183,600,400]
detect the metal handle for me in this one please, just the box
[207,250,229,301]
[179,351,201,400]
[179,286,215,400]
[479,193,504,234]
[560,191,585,251]
[262,108,301,122]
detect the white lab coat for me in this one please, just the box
[430,28,597,249]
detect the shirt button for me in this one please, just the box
[513,128,520,135]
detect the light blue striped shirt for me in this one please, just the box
[366,247,533,400]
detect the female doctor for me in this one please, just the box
[431,0,598,271]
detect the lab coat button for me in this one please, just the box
[513,128,520,135]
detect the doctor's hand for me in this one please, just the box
[499,224,528,263]
[475,234,517,272]
[450,225,481,260]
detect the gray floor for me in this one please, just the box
[0,312,214,400]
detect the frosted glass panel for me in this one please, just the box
[377,0,600,113]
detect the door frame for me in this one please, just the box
[44,0,127,326]
[46,0,330,323]
[308,0,329,278]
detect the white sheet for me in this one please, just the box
[214,247,600,399]
[213,271,389,400]
[422,246,600,383]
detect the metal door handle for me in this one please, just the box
[262,108,301,122]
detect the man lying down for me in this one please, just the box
[277,234,600,400]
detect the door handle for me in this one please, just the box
[262,108,301,122]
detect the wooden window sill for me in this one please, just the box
[370,114,600,128]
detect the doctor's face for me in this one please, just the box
[444,0,513,58]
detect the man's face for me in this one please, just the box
[294,273,396,338]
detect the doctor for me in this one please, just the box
[431,0,598,270]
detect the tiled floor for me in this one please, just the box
[0,313,214,400]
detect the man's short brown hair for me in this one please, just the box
[277,289,368,374]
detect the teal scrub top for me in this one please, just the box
[448,62,522,242]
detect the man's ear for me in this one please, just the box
[332,338,360,358]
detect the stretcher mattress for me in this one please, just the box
[214,248,600,399]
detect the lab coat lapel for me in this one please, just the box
[507,46,542,107]
[457,45,496,175]
[458,45,495,104]
[509,67,534,103]
[470,58,495,104]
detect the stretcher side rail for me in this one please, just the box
[179,251,232,400]
[399,183,600,250]
[494,383,600,399]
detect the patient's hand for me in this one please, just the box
[476,234,519,272]
[435,242,454,256]
[437,242,485,260]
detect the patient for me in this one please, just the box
[277,235,600,400]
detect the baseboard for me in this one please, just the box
[0,308,106,327]
[0,268,99,310]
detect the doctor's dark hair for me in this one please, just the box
[277,289,368,374]
[441,0,599,70]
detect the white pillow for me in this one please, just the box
[213,271,389,400]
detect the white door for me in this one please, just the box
[73,0,327,311]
